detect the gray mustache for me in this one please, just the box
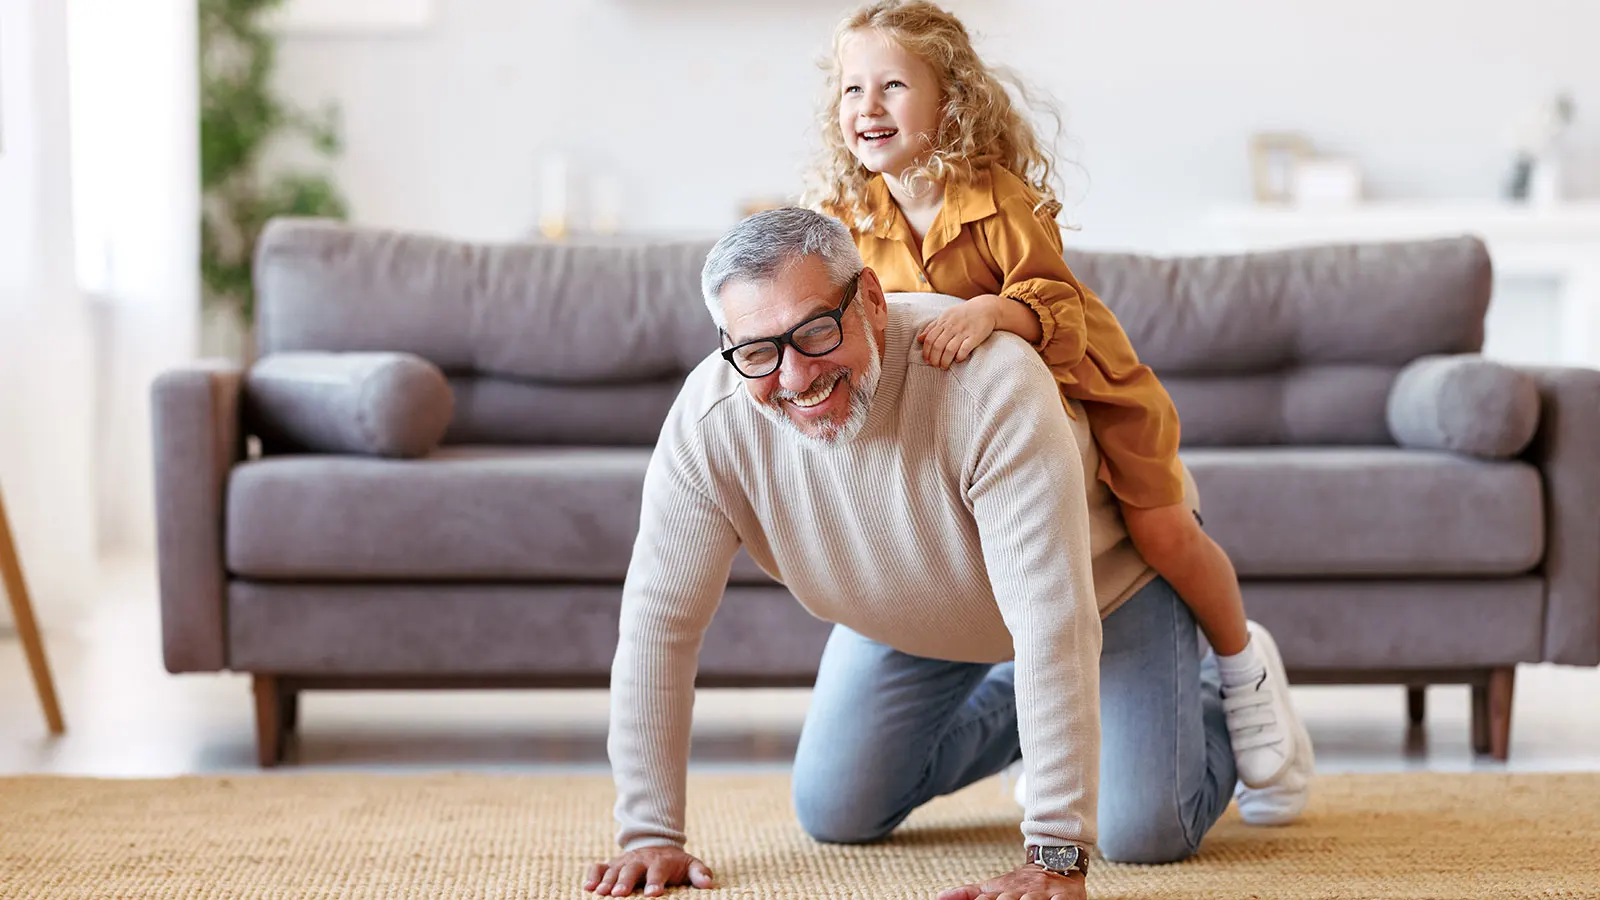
[772,368,846,402]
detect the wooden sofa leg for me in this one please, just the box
[1470,668,1516,760]
[1488,666,1515,761]
[1406,686,1426,727]
[253,675,286,767]
[1470,680,1491,755]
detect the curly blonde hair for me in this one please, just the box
[802,0,1066,233]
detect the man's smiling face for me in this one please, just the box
[720,257,888,446]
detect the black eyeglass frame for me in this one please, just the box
[718,271,862,379]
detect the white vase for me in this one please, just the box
[1529,159,1564,208]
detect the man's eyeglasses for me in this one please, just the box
[720,272,862,379]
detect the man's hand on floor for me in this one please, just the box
[582,847,714,896]
[937,864,1086,900]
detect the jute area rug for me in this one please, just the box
[2,772,1596,899]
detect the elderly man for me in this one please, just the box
[584,209,1312,899]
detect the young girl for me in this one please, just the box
[804,0,1308,804]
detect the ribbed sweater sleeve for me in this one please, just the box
[958,341,1103,850]
[608,401,739,851]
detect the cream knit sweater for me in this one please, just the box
[608,297,1156,854]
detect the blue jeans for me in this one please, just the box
[791,577,1237,863]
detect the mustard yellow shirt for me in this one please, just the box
[843,165,1185,508]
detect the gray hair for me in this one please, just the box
[700,207,863,329]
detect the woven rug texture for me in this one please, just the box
[2,772,1597,899]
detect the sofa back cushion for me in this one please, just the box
[256,219,718,380]
[255,219,720,444]
[256,220,1492,448]
[1069,236,1492,446]
[442,376,684,445]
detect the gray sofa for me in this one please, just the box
[153,218,1600,766]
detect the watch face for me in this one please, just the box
[1040,845,1080,870]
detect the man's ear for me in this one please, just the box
[858,266,889,315]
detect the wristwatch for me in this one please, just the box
[1026,844,1089,878]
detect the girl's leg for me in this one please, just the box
[1120,501,1248,655]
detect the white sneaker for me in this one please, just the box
[1221,622,1300,787]
[1234,705,1314,825]
[1230,624,1314,826]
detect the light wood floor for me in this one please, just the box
[4,560,1599,777]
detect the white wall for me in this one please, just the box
[271,0,1599,252]
[0,0,97,627]
[69,0,200,558]
[0,0,196,631]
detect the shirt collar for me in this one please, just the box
[863,167,999,257]
[930,165,997,257]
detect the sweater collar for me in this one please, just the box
[861,303,914,436]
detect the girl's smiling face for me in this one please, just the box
[836,29,943,178]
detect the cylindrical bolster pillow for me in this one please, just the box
[1386,355,1539,459]
[244,352,455,458]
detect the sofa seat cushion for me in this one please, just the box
[1184,447,1544,578]
[227,583,826,679]
[226,445,775,583]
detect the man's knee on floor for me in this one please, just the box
[792,787,896,845]
[1096,816,1202,865]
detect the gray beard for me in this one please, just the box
[753,332,882,449]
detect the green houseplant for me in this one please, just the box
[200,0,347,325]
